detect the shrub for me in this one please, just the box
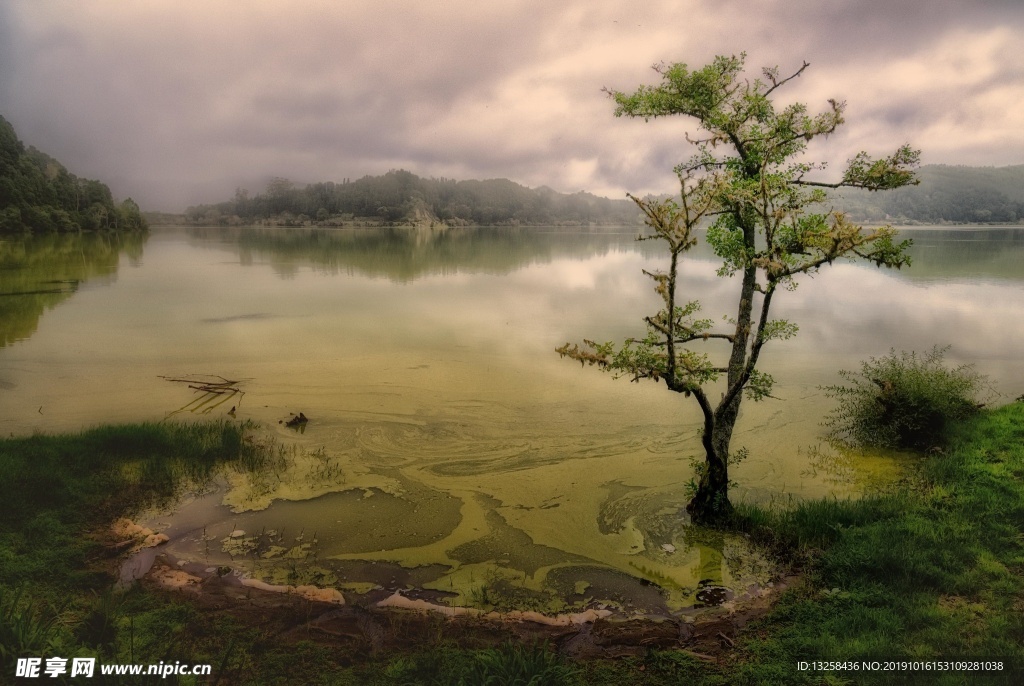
[822,346,989,450]
[0,587,66,671]
[467,642,579,686]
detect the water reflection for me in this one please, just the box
[899,227,1024,282]
[186,225,662,281]
[185,225,1024,285]
[0,232,145,348]
[3,224,1023,615]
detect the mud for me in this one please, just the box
[137,551,798,661]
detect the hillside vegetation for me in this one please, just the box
[834,164,1024,224]
[0,115,147,234]
[182,170,641,227]
[177,164,1024,229]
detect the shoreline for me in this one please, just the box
[3,409,1023,682]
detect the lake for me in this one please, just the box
[1,225,1022,614]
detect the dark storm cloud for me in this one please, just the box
[2,1,1022,211]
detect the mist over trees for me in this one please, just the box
[180,164,1024,229]
[0,116,147,234]
[834,164,1024,224]
[183,170,642,227]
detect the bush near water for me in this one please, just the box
[822,346,990,451]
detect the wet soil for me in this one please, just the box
[135,552,798,663]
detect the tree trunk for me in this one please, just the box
[686,401,737,524]
[686,257,757,525]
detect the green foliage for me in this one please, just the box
[0,115,147,234]
[834,164,1024,224]
[464,642,579,686]
[184,170,642,227]
[743,369,777,401]
[842,145,921,191]
[758,320,798,343]
[0,421,289,683]
[375,642,580,686]
[732,404,1024,683]
[561,53,918,522]
[823,347,989,450]
[0,586,66,672]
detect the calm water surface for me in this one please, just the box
[2,226,1022,613]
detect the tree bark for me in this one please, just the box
[686,423,733,523]
[686,253,758,524]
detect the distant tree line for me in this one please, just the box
[183,169,641,227]
[0,115,146,234]
[834,164,1024,224]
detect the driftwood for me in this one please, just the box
[283,412,309,430]
[285,412,308,427]
[161,375,246,416]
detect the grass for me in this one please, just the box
[377,642,580,686]
[0,420,282,683]
[729,402,1024,685]
[1,406,1022,683]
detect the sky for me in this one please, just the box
[2,0,1022,212]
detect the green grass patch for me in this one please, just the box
[0,421,283,682]
[731,402,1024,684]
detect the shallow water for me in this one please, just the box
[2,225,1022,613]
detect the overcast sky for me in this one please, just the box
[2,0,1022,212]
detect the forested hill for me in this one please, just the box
[0,116,146,234]
[833,164,1024,224]
[181,170,641,227]
[180,164,1024,229]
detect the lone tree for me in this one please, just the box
[557,54,919,524]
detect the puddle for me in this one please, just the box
[138,427,781,618]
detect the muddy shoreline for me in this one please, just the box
[129,548,797,662]
[106,506,797,664]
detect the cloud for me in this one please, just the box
[1,0,1021,210]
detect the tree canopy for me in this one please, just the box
[182,170,641,227]
[0,115,146,234]
[834,164,1024,224]
[558,54,919,522]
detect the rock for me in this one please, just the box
[377,591,480,617]
[142,533,169,548]
[238,578,345,605]
[150,564,202,589]
[695,586,731,606]
[500,609,611,626]
[569,608,613,625]
[295,585,345,605]
[111,518,169,552]
[241,578,290,593]
[111,517,153,540]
